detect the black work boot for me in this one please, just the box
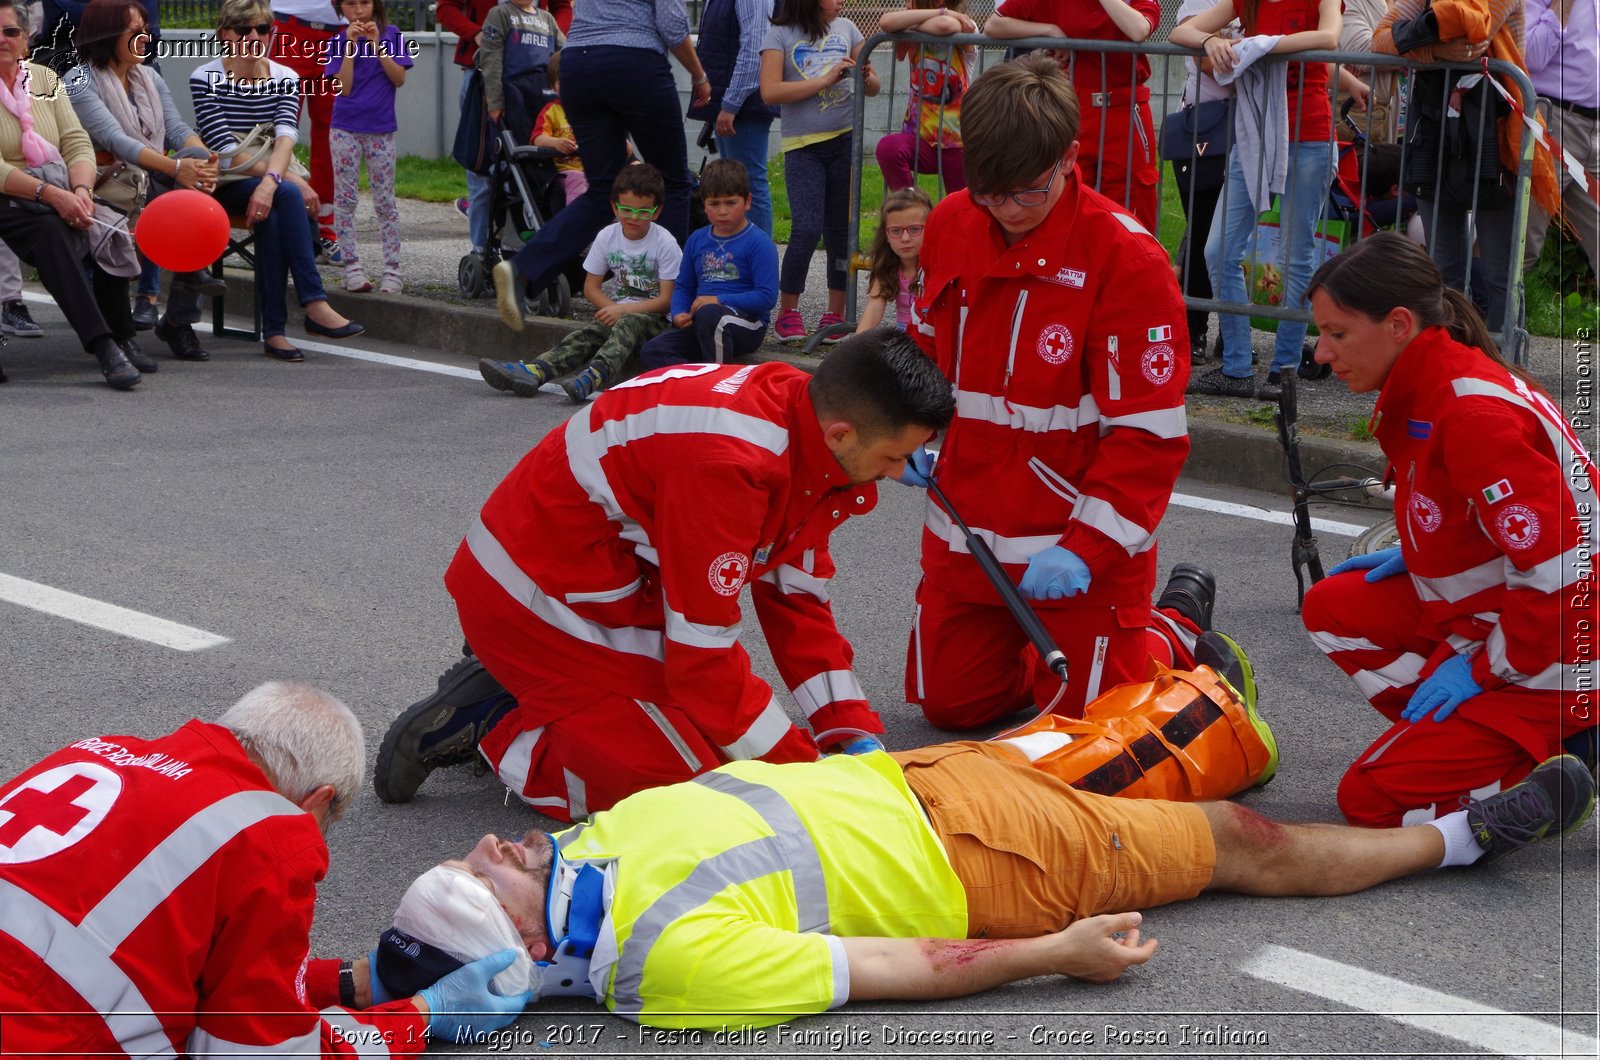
[91,337,141,390]
[374,656,517,803]
[1157,563,1217,631]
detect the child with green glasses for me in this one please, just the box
[479,162,681,402]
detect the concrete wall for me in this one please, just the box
[153,30,1187,163]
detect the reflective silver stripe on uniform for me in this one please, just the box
[1106,335,1121,401]
[494,725,545,800]
[1350,652,1430,700]
[924,503,1060,565]
[565,769,589,821]
[609,771,831,1015]
[1450,377,1600,547]
[823,935,850,1009]
[1309,629,1385,654]
[664,606,742,650]
[189,1025,321,1056]
[1073,493,1157,554]
[1411,556,1506,604]
[317,1009,393,1057]
[1485,625,1576,690]
[556,822,591,851]
[635,701,703,771]
[954,389,1100,433]
[1507,546,1590,594]
[1113,211,1156,240]
[791,670,866,717]
[564,577,646,605]
[80,790,301,951]
[758,564,831,602]
[1101,405,1189,439]
[1003,289,1028,388]
[1148,606,1199,658]
[0,880,176,1057]
[1027,457,1080,504]
[721,696,794,760]
[467,516,665,660]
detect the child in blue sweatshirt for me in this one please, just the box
[639,159,779,368]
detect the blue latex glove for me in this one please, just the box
[1019,546,1092,601]
[838,734,885,755]
[1402,654,1482,723]
[367,949,393,1006]
[1328,546,1407,582]
[418,949,532,1041]
[894,447,937,488]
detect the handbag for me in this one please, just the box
[93,160,148,220]
[1159,99,1233,165]
[452,68,498,176]
[214,122,312,185]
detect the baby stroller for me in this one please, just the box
[1327,99,1420,241]
[457,128,578,316]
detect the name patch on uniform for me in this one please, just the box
[712,364,756,396]
[1141,343,1176,385]
[1481,479,1514,505]
[1036,324,1074,365]
[1044,267,1086,288]
[1409,491,1442,533]
[1495,504,1541,550]
[708,552,750,596]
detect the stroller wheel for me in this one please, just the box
[457,253,491,298]
[531,273,572,319]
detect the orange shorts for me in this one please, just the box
[892,742,1216,938]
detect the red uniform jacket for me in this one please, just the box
[446,362,885,757]
[437,0,572,66]
[911,177,1190,608]
[0,721,427,1057]
[1372,327,1600,695]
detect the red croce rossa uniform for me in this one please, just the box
[445,362,885,820]
[1303,327,1600,827]
[0,720,427,1057]
[908,174,1196,727]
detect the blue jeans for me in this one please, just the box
[510,46,692,295]
[1207,139,1333,377]
[215,177,329,338]
[715,113,774,237]
[461,73,492,252]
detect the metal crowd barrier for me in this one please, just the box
[842,31,1538,362]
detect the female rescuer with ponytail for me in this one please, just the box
[1300,231,1598,829]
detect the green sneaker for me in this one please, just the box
[1465,754,1595,863]
[1194,630,1276,787]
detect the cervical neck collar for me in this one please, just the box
[535,833,605,1000]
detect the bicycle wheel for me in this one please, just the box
[1348,519,1401,558]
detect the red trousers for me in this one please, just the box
[273,17,337,211]
[1077,99,1159,233]
[1303,571,1588,827]
[905,579,1201,729]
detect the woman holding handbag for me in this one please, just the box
[189,0,361,362]
[0,0,145,389]
[66,0,224,363]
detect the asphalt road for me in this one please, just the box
[1,296,1595,1059]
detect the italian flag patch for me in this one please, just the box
[1147,325,1172,342]
[1482,479,1514,504]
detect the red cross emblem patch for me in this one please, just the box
[1141,343,1175,385]
[1409,491,1442,533]
[1036,324,1074,366]
[708,551,750,596]
[1495,504,1540,551]
[0,762,122,864]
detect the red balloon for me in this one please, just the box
[134,189,232,273]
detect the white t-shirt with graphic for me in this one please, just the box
[581,221,683,304]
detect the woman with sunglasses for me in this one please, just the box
[1299,232,1597,827]
[0,0,146,389]
[66,0,224,363]
[190,0,361,362]
[900,55,1208,730]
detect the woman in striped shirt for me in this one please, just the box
[190,0,361,361]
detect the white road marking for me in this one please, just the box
[1170,492,1374,538]
[19,289,1385,539]
[1243,944,1600,1059]
[0,572,230,652]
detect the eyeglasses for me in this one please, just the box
[886,224,925,240]
[0,26,23,38]
[613,203,660,219]
[227,22,274,36]
[970,159,1063,208]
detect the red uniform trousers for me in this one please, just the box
[1303,570,1588,828]
[453,562,792,823]
[273,17,338,211]
[1076,94,1159,234]
[906,580,1202,729]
